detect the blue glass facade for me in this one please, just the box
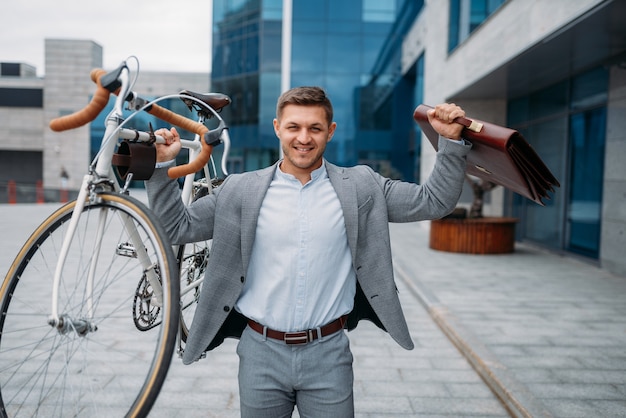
[212,0,423,179]
[448,0,506,52]
[508,67,609,259]
[90,96,199,188]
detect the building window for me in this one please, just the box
[0,150,43,184]
[1,63,20,76]
[363,0,395,22]
[0,88,43,108]
[448,0,506,52]
[213,0,404,170]
[567,107,606,258]
[508,66,608,259]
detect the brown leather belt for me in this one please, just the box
[247,316,347,345]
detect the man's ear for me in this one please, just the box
[327,122,337,142]
[273,118,280,136]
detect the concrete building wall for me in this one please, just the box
[0,39,211,191]
[0,108,45,152]
[406,0,605,181]
[422,0,603,100]
[0,73,45,152]
[43,39,103,190]
[601,65,626,275]
[402,0,626,275]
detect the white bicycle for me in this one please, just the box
[0,57,231,417]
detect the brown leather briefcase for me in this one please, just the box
[413,104,560,205]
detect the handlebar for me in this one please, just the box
[49,67,216,179]
[49,69,114,132]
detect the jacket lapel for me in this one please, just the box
[326,162,358,262]
[240,164,276,271]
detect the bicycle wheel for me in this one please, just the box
[0,192,179,418]
[177,240,210,341]
[177,181,212,342]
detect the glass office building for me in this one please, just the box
[507,67,609,259]
[211,0,423,179]
[4,2,621,271]
[210,0,625,270]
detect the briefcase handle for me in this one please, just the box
[454,115,483,133]
[420,103,484,133]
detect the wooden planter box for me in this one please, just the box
[429,217,518,254]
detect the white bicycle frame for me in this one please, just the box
[175,112,227,303]
[48,64,231,330]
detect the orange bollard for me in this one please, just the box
[36,180,44,204]
[8,180,17,204]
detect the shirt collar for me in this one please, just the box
[275,160,328,185]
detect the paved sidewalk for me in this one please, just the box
[2,201,625,417]
[1,202,508,417]
[390,222,626,418]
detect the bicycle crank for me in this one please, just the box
[132,267,162,331]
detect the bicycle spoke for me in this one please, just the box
[0,194,178,417]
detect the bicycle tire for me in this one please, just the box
[177,183,212,343]
[177,241,209,342]
[0,192,180,418]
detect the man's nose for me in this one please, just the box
[297,128,311,143]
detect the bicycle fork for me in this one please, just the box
[47,174,164,335]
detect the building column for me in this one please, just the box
[600,64,626,275]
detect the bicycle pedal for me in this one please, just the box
[116,242,137,258]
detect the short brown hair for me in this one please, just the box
[276,86,334,125]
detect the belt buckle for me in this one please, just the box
[284,330,311,345]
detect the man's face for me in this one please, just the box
[273,104,336,182]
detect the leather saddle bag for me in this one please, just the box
[112,140,156,181]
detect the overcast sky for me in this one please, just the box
[1,0,213,76]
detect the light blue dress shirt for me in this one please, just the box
[235,161,356,332]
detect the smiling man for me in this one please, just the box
[273,88,336,184]
[147,86,471,417]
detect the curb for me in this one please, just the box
[394,261,554,418]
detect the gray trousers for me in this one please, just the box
[236,325,354,417]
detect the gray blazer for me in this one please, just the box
[146,137,471,364]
